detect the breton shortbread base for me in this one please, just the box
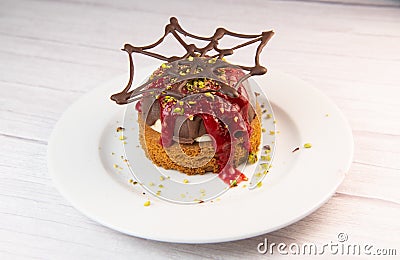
[138,105,261,175]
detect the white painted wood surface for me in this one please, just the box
[1,0,399,259]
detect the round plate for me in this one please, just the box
[47,68,353,243]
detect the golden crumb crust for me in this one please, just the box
[138,105,261,175]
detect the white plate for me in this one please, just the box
[48,68,353,243]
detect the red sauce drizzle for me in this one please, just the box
[138,68,253,185]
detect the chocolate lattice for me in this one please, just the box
[111,17,274,105]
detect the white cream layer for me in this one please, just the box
[150,119,212,142]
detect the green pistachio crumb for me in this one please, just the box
[260,155,271,161]
[199,82,205,89]
[204,92,214,100]
[247,152,258,164]
[304,143,312,148]
[208,58,217,64]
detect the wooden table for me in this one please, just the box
[1,0,399,259]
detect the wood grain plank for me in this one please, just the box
[0,191,398,259]
[276,0,400,8]
[1,0,399,258]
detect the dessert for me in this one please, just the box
[111,17,274,185]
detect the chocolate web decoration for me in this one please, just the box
[111,17,274,105]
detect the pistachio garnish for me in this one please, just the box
[247,152,258,164]
[204,92,214,100]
